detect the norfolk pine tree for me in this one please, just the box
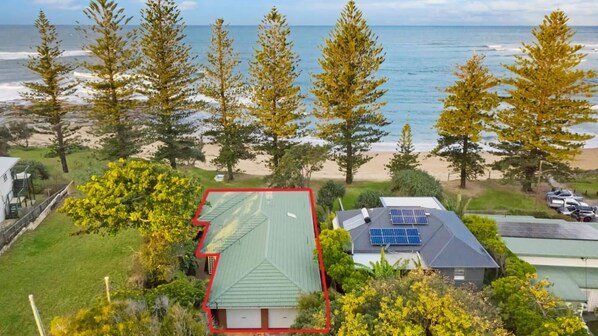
[249,7,306,169]
[79,0,142,159]
[493,10,596,192]
[433,54,499,189]
[199,18,254,180]
[139,0,204,169]
[312,1,389,184]
[22,11,77,173]
[386,123,419,175]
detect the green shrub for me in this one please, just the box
[505,254,536,279]
[390,169,443,200]
[115,274,206,309]
[315,204,327,225]
[354,190,383,209]
[317,180,346,210]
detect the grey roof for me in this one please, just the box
[497,221,598,241]
[0,157,19,175]
[336,206,498,269]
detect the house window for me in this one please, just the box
[207,256,216,275]
[454,268,465,281]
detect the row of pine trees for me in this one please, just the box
[21,0,596,189]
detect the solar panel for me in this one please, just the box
[391,215,404,224]
[371,228,383,236]
[390,208,429,225]
[369,228,422,246]
[401,209,414,217]
[407,235,421,244]
[414,209,426,216]
[370,236,384,245]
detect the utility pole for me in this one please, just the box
[104,276,111,303]
[28,294,46,336]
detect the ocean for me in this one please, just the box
[1,25,598,150]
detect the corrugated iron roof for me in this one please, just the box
[503,237,598,259]
[199,191,322,309]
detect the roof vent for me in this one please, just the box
[361,208,371,223]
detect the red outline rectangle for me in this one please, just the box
[192,188,331,333]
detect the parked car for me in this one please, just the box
[546,189,584,202]
[548,197,589,209]
[571,206,597,222]
[557,204,595,217]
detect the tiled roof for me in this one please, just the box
[199,191,322,308]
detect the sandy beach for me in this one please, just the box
[24,127,598,182]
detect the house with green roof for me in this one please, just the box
[195,190,324,331]
[486,215,598,312]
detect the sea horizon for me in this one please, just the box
[1,25,597,150]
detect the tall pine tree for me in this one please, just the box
[492,10,596,192]
[22,11,77,173]
[433,54,499,189]
[386,123,419,175]
[249,7,306,169]
[139,0,203,169]
[312,0,389,184]
[79,0,141,159]
[199,18,254,180]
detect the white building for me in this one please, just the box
[0,157,19,222]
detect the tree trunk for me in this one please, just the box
[522,167,535,192]
[55,123,69,173]
[346,142,353,184]
[272,135,279,169]
[460,138,468,189]
[169,155,177,169]
[226,162,234,181]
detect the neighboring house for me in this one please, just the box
[195,190,324,331]
[486,215,598,312]
[334,197,498,287]
[0,156,19,222]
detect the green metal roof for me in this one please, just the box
[535,266,598,303]
[503,237,598,259]
[199,191,322,309]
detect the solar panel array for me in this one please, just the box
[369,228,422,246]
[390,209,428,225]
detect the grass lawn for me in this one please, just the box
[444,180,558,216]
[0,212,141,336]
[570,178,598,199]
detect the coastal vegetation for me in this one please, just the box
[312,0,389,184]
[79,0,142,160]
[22,11,77,173]
[492,10,597,192]
[199,18,254,181]
[386,123,420,173]
[249,7,306,170]
[138,0,204,169]
[433,54,500,189]
[1,0,597,335]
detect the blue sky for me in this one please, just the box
[1,0,598,25]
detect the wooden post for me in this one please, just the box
[28,295,46,336]
[104,276,111,303]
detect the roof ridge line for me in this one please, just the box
[209,256,269,305]
[264,257,306,292]
[428,235,455,266]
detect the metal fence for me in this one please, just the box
[0,183,70,250]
